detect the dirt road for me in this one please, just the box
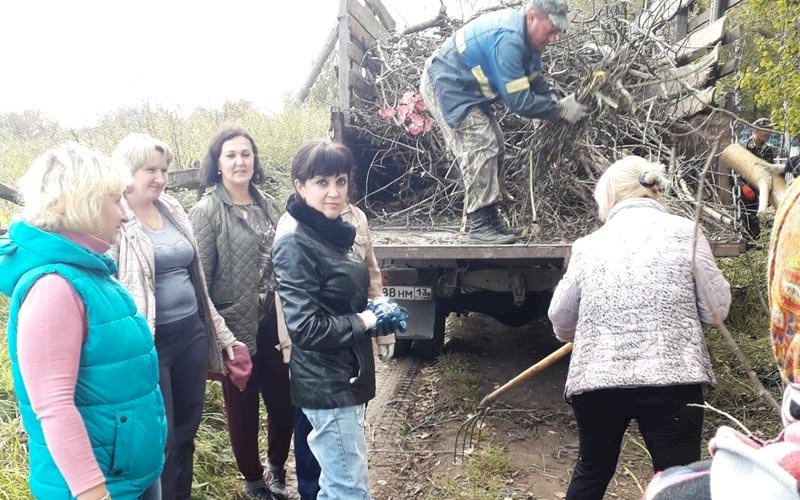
[365,314,649,500]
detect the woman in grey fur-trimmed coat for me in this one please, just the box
[548,155,732,500]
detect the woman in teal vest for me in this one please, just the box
[0,143,167,500]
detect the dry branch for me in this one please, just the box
[344,0,745,243]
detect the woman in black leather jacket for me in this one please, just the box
[272,139,377,500]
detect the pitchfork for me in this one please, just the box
[453,342,573,462]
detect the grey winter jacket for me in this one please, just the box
[112,192,238,375]
[548,198,731,398]
[189,184,281,354]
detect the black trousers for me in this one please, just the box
[154,312,208,500]
[566,384,704,500]
[222,311,294,482]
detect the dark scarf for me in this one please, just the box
[286,193,356,248]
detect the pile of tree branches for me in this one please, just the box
[348,1,742,242]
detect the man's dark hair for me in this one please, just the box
[291,139,354,184]
[199,126,266,187]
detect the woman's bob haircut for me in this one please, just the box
[290,139,354,185]
[112,132,174,174]
[18,142,130,234]
[594,155,668,222]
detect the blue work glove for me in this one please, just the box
[367,297,409,336]
[382,307,409,334]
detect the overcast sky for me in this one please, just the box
[0,0,496,128]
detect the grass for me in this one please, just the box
[0,296,31,499]
[421,320,521,499]
[704,231,783,441]
[435,352,482,411]
[191,383,243,499]
[426,444,514,500]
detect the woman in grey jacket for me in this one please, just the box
[111,133,246,500]
[548,155,732,500]
[188,127,291,500]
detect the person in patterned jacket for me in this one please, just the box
[548,155,731,500]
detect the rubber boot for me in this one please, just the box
[467,206,517,244]
[489,205,524,237]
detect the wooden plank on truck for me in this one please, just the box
[348,0,387,41]
[670,86,716,118]
[338,0,352,111]
[676,16,726,63]
[348,15,376,53]
[364,0,395,31]
[348,41,381,74]
[350,69,378,102]
[644,43,720,99]
[688,9,710,32]
[636,0,695,28]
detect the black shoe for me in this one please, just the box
[489,206,524,237]
[267,466,287,500]
[243,481,274,500]
[467,206,517,244]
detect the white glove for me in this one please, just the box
[357,310,378,331]
[378,343,395,362]
[764,162,786,175]
[558,93,589,124]
[224,340,246,361]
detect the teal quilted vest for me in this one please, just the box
[1,221,166,499]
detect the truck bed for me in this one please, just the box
[372,228,746,260]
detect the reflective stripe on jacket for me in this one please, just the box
[427,7,558,128]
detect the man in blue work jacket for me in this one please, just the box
[420,0,588,244]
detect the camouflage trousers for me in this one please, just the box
[420,62,505,214]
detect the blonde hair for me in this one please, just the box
[593,155,667,221]
[112,132,174,174]
[18,142,130,233]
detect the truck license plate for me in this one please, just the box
[382,286,432,301]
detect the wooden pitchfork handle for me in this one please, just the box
[477,342,573,409]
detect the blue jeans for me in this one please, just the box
[140,479,162,500]
[302,405,371,500]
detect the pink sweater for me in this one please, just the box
[16,231,109,496]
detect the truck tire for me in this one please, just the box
[413,301,448,358]
[393,339,413,357]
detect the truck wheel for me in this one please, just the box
[413,302,448,358]
[492,309,536,327]
[393,339,413,357]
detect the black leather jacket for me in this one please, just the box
[272,199,375,410]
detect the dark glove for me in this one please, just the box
[367,297,409,336]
